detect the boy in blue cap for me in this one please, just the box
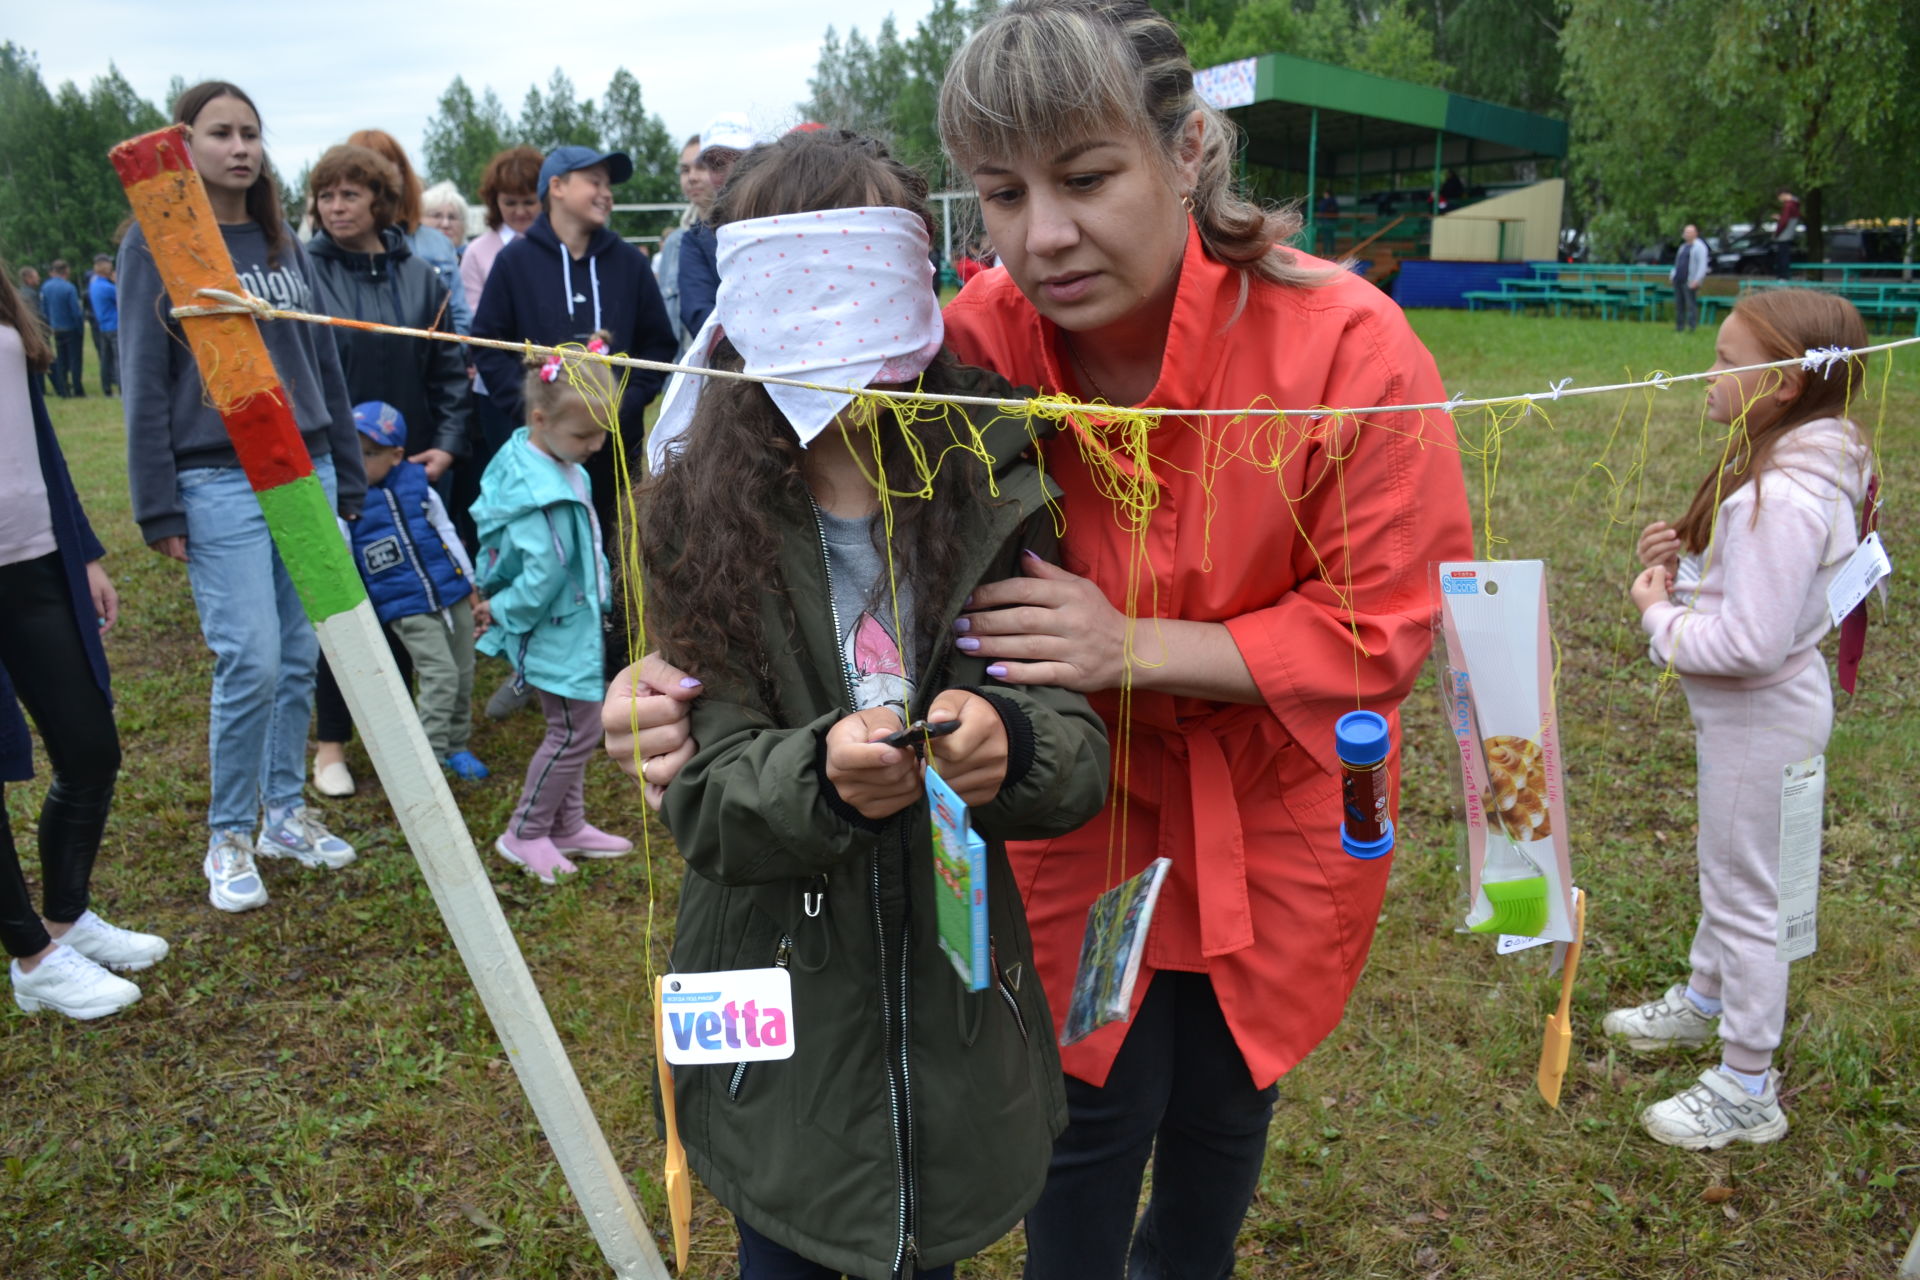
[347,402,490,780]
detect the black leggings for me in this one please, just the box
[1022,971,1279,1280]
[312,630,413,745]
[0,553,121,958]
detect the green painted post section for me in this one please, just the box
[1306,107,1320,252]
[254,476,368,624]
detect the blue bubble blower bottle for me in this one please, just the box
[1336,710,1395,860]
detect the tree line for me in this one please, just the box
[5,7,1916,277]
[799,0,1918,260]
[0,48,683,274]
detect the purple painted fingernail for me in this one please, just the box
[953,617,971,633]
[956,636,981,652]
[679,677,703,689]
[986,664,1009,678]
[964,593,974,607]
[1022,549,1042,561]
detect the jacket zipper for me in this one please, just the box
[812,500,916,1275]
[727,934,793,1101]
[990,944,1029,1045]
[383,487,445,613]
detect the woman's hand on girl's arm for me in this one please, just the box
[86,560,119,635]
[824,707,920,821]
[150,535,188,564]
[602,653,703,808]
[1637,521,1682,575]
[959,553,1261,703]
[925,690,1008,807]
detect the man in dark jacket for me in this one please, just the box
[39,261,85,399]
[471,144,676,535]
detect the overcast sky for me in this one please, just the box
[14,0,941,182]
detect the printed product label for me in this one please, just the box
[659,967,796,1066]
[1776,755,1824,962]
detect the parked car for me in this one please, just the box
[1825,226,1908,264]
[1711,223,1803,274]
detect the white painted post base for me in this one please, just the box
[320,600,669,1279]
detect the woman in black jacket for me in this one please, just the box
[305,142,473,796]
[306,143,472,481]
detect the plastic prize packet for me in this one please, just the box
[1060,857,1173,1046]
[1437,561,1578,944]
[927,766,989,991]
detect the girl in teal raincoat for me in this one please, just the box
[472,336,632,882]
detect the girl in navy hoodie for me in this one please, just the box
[118,81,366,913]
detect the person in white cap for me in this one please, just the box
[674,112,762,335]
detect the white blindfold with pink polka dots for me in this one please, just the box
[648,206,945,470]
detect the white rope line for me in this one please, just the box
[173,287,1917,421]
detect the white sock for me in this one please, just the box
[1684,985,1723,1016]
[1719,1064,1770,1097]
[267,802,299,828]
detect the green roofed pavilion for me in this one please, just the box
[1196,52,1570,250]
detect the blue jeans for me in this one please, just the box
[178,457,337,831]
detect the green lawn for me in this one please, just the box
[2,311,1914,1278]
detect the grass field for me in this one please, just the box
[2,311,1914,1279]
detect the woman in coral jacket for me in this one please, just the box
[605,1,1472,1270]
[927,3,1474,1274]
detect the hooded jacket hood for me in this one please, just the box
[307,223,414,279]
[470,427,591,532]
[304,224,471,459]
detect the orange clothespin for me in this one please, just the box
[656,977,692,1272]
[1537,888,1586,1108]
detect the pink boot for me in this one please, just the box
[494,833,579,885]
[550,822,633,859]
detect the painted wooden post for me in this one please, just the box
[110,124,669,1280]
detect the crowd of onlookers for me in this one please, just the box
[3,78,858,1025]
[15,255,121,401]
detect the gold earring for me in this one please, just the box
[1182,192,1195,214]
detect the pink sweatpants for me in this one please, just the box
[1681,658,1832,1073]
[507,691,603,840]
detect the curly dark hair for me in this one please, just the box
[638,129,982,701]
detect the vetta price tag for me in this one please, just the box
[660,968,797,1066]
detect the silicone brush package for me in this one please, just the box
[1438,561,1578,943]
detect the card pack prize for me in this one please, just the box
[1438,561,1578,943]
[927,766,989,991]
[1061,857,1173,1046]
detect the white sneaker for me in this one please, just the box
[55,910,170,971]
[1642,1066,1788,1150]
[256,806,356,869]
[1602,983,1719,1051]
[12,945,141,1019]
[313,757,355,798]
[205,829,270,912]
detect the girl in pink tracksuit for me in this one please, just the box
[1609,289,1874,1151]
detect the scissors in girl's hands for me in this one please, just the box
[882,718,962,756]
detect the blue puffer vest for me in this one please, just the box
[352,460,469,624]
